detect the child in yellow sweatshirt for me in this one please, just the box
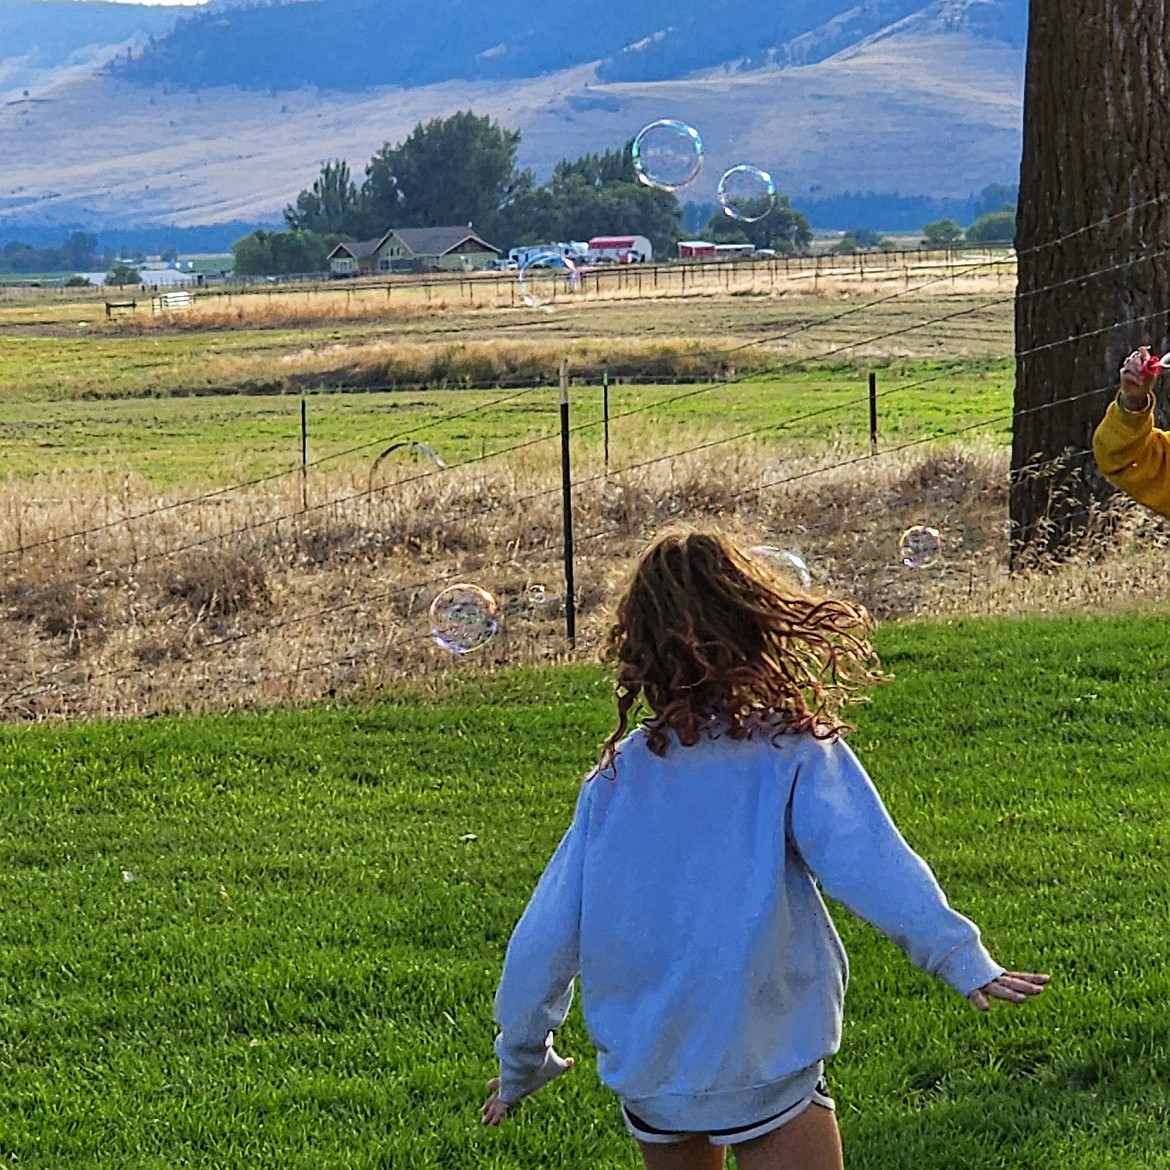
[1092,346,1170,517]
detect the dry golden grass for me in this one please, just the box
[0,428,1162,725]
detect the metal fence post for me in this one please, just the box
[603,369,610,474]
[559,359,576,646]
[868,372,878,455]
[300,386,309,509]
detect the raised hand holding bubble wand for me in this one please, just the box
[1093,345,1170,519]
[1125,344,1167,409]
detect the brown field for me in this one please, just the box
[1,253,1162,724]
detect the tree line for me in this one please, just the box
[232,110,813,276]
[0,232,108,274]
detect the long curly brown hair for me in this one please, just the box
[597,529,886,775]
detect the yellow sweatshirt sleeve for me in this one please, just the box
[1092,397,1170,519]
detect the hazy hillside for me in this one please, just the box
[113,0,1026,91]
[0,0,1027,234]
[0,0,181,99]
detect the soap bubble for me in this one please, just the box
[429,583,500,653]
[898,526,942,569]
[717,165,777,223]
[409,442,446,469]
[631,119,704,191]
[751,546,812,588]
[518,253,580,310]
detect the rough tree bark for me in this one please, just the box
[1011,0,1170,564]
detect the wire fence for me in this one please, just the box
[0,236,1163,722]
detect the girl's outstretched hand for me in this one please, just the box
[482,1054,575,1126]
[968,972,1050,1012]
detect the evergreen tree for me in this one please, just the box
[284,160,362,235]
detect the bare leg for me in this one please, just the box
[636,1134,727,1170]
[731,1104,843,1170]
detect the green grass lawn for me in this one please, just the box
[0,360,1012,488]
[2,611,1169,1168]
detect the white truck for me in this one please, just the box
[507,242,588,268]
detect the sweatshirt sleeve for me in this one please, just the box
[788,738,1003,997]
[1092,397,1170,519]
[492,783,587,1103]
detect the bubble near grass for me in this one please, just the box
[898,526,942,569]
[717,165,777,223]
[751,546,812,588]
[518,253,580,310]
[429,583,500,653]
[631,119,704,191]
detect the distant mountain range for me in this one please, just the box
[0,0,1028,239]
[0,1,182,97]
[112,0,1026,91]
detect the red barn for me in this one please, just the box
[678,240,716,260]
[586,235,652,264]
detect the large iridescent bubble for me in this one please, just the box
[631,119,704,192]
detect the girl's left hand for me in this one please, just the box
[482,1054,575,1125]
[968,971,1050,1011]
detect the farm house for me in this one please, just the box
[328,226,501,276]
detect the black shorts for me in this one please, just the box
[621,1076,835,1147]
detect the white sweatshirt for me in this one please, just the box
[493,725,1003,1130]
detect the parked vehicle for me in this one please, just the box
[507,243,586,268]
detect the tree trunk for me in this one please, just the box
[1012,0,1170,564]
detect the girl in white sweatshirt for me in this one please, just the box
[483,530,1047,1170]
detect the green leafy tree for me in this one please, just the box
[922,218,964,248]
[360,111,528,238]
[284,159,363,234]
[846,226,882,250]
[231,229,343,276]
[703,195,811,252]
[496,146,683,258]
[965,210,1016,244]
[63,232,99,270]
[973,182,1018,219]
[2,241,43,273]
[105,262,141,286]
[829,235,859,254]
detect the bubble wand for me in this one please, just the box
[1141,354,1170,376]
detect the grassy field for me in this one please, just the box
[0,359,1012,487]
[2,612,1169,1168]
[0,260,1014,400]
